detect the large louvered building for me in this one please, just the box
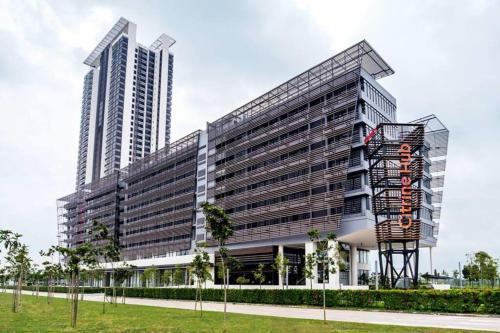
[58,40,448,289]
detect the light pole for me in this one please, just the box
[480,265,483,289]
[458,262,462,288]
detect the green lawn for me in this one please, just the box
[0,293,487,333]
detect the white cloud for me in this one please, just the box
[294,0,375,50]
[0,0,115,262]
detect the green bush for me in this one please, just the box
[106,287,500,314]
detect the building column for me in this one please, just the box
[350,245,358,286]
[305,241,315,288]
[278,245,284,288]
[429,247,433,274]
[328,240,340,289]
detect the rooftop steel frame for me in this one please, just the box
[150,33,176,50]
[84,17,130,67]
[208,40,393,135]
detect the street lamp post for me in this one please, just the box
[458,262,462,289]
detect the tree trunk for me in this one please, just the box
[112,268,117,307]
[221,258,227,320]
[194,282,199,311]
[17,275,22,308]
[66,274,70,302]
[17,274,23,306]
[11,280,17,313]
[199,281,203,317]
[50,279,54,303]
[102,288,106,314]
[70,274,74,326]
[46,277,50,304]
[71,273,80,328]
[323,274,326,323]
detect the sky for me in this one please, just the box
[0,0,499,273]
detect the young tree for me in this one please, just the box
[91,221,121,310]
[252,263,266,289]
[190,248,212,316]
[173,264,185,287]
[187,265,194,287]
[273,253,289,289]
[162,270,172,287]
[200,202,234,319]
[228,256,242,286]
[40,259,63,304]
[0,267,8,292]
[142,267,159,288]
[463,251,499,287]
[79,270,89,300]
[304,253,316,290]
[216,262,225,289]
[114,264,135,304]
[43,243,99,328]
[235,276,249,289]
[308,228,338,323]
[1,230,31,313]
[28,265,43,298]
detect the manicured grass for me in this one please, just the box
[0,292,487,332]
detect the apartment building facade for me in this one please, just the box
[75,18,175,189]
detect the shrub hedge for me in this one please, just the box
[5,286,104,294]
[106,288,500,314]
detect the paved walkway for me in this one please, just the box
[20,291,500,331]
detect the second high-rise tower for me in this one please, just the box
[76,18,175,189]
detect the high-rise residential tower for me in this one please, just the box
[75,18,175,189]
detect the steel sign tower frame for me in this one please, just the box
[365,123,425,288]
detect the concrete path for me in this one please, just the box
[19,291,500,332]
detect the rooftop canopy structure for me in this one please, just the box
[209,40,394,135]
[83,17,130,67]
